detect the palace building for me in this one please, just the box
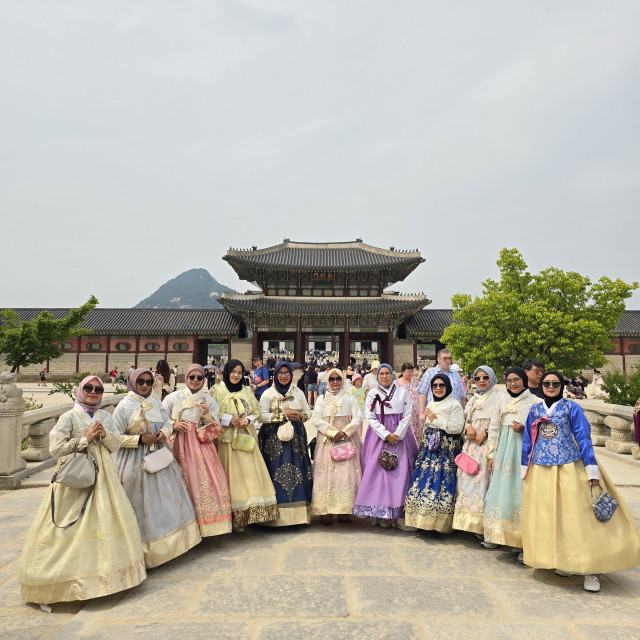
[3,240,640,379]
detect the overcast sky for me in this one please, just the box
[1,1,639,310]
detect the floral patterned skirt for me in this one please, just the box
[404,427,462,532]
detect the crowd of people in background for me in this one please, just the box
[18,349,640,611]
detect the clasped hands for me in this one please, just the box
[284,409,301,422]
[385,433,401,445]
[86,421,106,443]
[140,431,166,446]
[466,427,487,445]
[230,416,250,428]
[421,408,437,424]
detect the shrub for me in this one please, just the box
[602,365,640,407]
[24,395,43,411]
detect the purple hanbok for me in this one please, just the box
[353,377,417,520]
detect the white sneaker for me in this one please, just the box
[555,569,573,577]
[396,518,417,532]
[378,518,392,528]
[481,541,499,549]
[584,575,601,592]
[517,552,524,564]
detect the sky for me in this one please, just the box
[1,1,639,310]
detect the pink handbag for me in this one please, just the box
[454,451,479,475]
[331,441,356,462]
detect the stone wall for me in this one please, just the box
[231,339,254,370]
[577,399,638,459]
[393,339,415,372]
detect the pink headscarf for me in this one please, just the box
[186,363,206,392]
[127,368,154,398]
[76,375,104,417]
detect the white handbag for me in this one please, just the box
[142,446,174,473]
[277,421,295,442]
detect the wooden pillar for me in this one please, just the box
[413,338,418,367]
[105,336,110,374]
[76,337,81,374]
[252,331,259,358]
[621,337,626,373]
[134,335,139,369]
[340,329,350,369]
[294,330,303,365]
[227,336,232,360]
[387,331,394,371]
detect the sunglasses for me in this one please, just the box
[542,381,561,388]
[432,383,446,389]
[137,379,153,387]
[474,375,490,382]
[188,375,204,381]
[328,377,342,382]
[83,384,104,394]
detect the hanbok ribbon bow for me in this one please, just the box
[370,385,396,427]
[523,416,549,479]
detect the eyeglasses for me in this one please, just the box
[277,371,290,377]
[188,375,204,381]
[542,381,561,388]
[505,378,522,385]
[474,375,490,382]
[137,379,153,387]
[432,383,446,389]
[83,384,104,394]
[328,377,342,382]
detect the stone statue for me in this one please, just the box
[0,371,23,403]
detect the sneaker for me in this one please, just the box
[517,552,524,564]
[510,548,520,556]
[555,569,573,577]
[481,541,499,549]
[396,518,417,532]
[584,575,601,592]
[378,519,392,528]
[232,526,245,533]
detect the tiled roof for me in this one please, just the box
[403,309,454,336]
[616,310,640,337]
[0,308,240,335]
[224,239,424,271]
[220,293,429,316]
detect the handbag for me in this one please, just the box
[197,421,223,443]
[232,428,256,452]
[378,443,398,471]
[454,451,479,475]
[591,485,618,522]
[331,440,356,462]
[142,445,174,473]
[50,444,99,529]
[427,430,441,452]
[277,421,295,442]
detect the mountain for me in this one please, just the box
[134,268,237,309]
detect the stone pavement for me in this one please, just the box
[1,449,640,640]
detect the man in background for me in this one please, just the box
[251,355,270,400]
[523,358,545,398]
[418,349,467,423]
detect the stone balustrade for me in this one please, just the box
[577,399,639,459]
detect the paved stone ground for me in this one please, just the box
[2,448,640,640]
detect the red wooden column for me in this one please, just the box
[387,330,394,370]
[340,329,350,369]
[252,331,259,358]
[294,330,303,365]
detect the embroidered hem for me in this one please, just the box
[261,502,310,527]
[404,511,453,533]
[143,520,201,568]
[483,520,522,548]
[352,505,404,519]
[233,504,280,527]
[198,519,232,537]
[452,510,484,535]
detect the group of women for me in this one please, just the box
[18,360,640,607]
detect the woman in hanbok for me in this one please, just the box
[522,371,640,592]
[19,376,146,605]
[214,360,279,530]
[163,364,232,537]
[453,366,506,537]
[258,361,313,526]
[483,367,537,559]
[394,362,423,446]
[311,368,363,524]
[405,374,464,532]
[111,368,201,568]
[353,363,417,529]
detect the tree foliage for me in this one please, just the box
[0,296,98,372]
[441,249,637,375]
[601,366,640,407]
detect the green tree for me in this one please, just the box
[0,296,98,372]
[441,249,637,374]
[601,366,640,407]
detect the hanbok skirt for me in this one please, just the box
[522,458,640,574]
[405,427,462,532]
[172,422,232,537]
[112,423,201,568]
[19,442,146,603]
[353,413,418,520]
[483,424,524,547]
[217,425,279,527]
[311,415,363,515]
[452,417,490,535]
[258,419,313,526]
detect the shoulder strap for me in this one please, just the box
[50,483,95,529]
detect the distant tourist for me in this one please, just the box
[152,359,175,401]
[394,362,423,446]
[306,363,318,409]
[38,369,47,386]
[522,358,545,399]
[251,355,270,400]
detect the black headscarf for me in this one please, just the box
[431,373,452,401]
[540,370,564,408]
[505,366,528,398]
[274,361,294,395]
[223,359,245,393]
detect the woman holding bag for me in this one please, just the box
[404,374,464,532]
[163,364,232,537]
[19,376,146,605]
[353,363,417,529]
[214,360,279,530]
[111,368,201,568]
[258,361,313,526]
[311,368,363,524]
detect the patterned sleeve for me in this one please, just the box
[521,406,536,478]
[417,369,433,396]
[49,411,85,457]
[570,402,599,481]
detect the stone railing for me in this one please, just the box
[577,399,639,459]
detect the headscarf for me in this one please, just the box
[75,375,104,418]
[376,363,395,390]
[431,373,452,401]
[505,366,528,398]
[127,368,154,398]
[473,366,497,395]
[540,370,564,408]
[274,361,294,395]
[326,368,344,397]
[185,363,206,392]
[223,359,245,393]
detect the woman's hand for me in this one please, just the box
[284,409,301,422]
[424,409,437,423]
[386,433,400,445]
[197,399,209,414]
[589,479,600,487]
[86,422,106,443]
[230,416,242,428]
[239,418,250,428]
[487,458,494,474]
[173,420,191,432]
[475,432,487,446]
[140,432,157,445]
[333,430,346,443]
[512,421,524,433]
[155,431,167,446]
[466,427,476,442]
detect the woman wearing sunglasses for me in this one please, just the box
[111,368,201,568]
[311,368,363,525]
[213,360,279,530]
[405,373,463,532]
[521,370,640,592]
[19,376,146,605]
[258,361,313,526]
[163,364,232,537]
[452,366,505,539]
